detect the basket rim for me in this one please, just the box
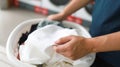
[6,18,94,67]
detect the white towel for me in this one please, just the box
[19,25,94,67]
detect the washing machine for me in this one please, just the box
[41,0,94,28]
[41,0,70,12]
[41,0,92,21]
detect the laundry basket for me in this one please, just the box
[6,18,95,67]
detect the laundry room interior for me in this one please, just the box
[0,0,95,67]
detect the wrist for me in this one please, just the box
[84,38,96,53]
[87,36,108,53]
[60,11,71,18]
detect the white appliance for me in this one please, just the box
[41,0,92,21]
[18,0,42,6]
[41,0,68,12]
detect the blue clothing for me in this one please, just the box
[90,0,120,67]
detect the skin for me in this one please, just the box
[48,0,93,21]
[53,32,120,60]
[48,0,120,60]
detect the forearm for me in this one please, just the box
[88,31,120,53]
[60,0,92,17]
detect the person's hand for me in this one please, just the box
[47,13,67,21]
[53,35,94,60]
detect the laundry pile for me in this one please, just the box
[18,19,94,67]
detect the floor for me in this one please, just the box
[0,8,46,47]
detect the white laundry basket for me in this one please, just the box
[6,18,95,67]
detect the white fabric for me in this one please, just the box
[19,25,94,67]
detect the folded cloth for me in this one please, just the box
[19,20,95,67]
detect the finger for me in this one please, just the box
[55,49,75,60]
[53,45,69,59]
[46,17,53,21]
[47,15,54,20]
[55,35,73,45]
[53,44,66,53]
[47,15,59,20]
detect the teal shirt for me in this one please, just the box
[90,0,120,67]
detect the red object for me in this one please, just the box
[75,17,83,24]
[66,16,83,25]
[34,6,43,13]
[41,8,48,15]
[66,16,76,22]
[34,6,48,15]
[14,0,19,7]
